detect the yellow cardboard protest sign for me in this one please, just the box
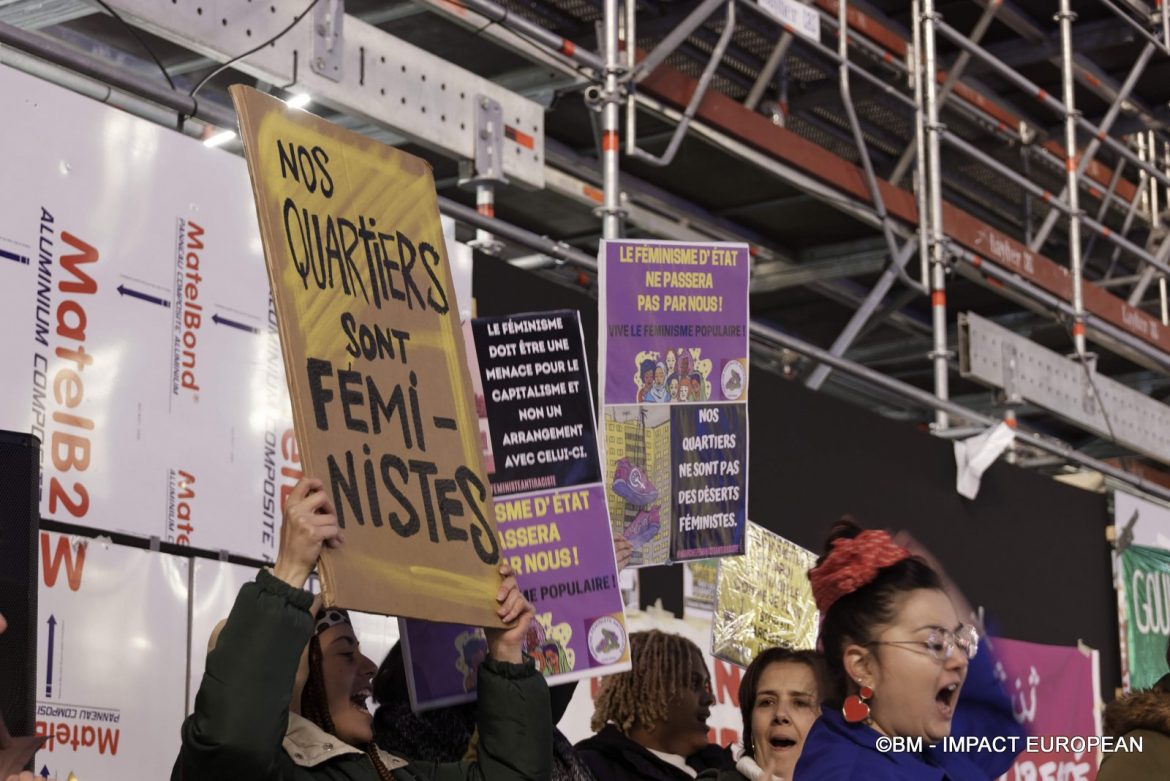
[231,86,502,626]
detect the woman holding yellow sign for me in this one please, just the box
[172,477,552,781]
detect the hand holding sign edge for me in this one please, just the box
[273,477,341,591]
[485,561,535,664]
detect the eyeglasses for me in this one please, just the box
[869,625,979,662]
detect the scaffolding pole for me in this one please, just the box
[834,0,913,289]
[889,0,1001,188]
[744,31,793,111]
[1058,0,1087,356]
[923,0,949,430]
[601,0,623,240]
[1029,41,1155,253]
[804,0,925,392]
[912,0,930,289]
[626,2,736,168]
[1082,159,1127,266]
[938,131,1170,280]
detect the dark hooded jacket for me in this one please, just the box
[575,725,735,781]
[1096,674,1170,781]
[172,569,551,781]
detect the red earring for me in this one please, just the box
[842,685,873,723]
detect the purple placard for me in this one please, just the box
[400,484,630,709]
[399,311,629,711]
[601,240,749,407]
[992,637,1101,780]
[670,404,747,560]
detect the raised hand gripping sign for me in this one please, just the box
[231,86,502,625]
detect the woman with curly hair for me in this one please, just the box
[575,630,733,781]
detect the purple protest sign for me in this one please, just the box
[600,240,750,566]
[400,485,629,709]
[991,637,1101,781]
[600,240,749,406]
[400,312,628,711]
[671,404,747,560]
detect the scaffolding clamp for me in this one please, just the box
[311,0,345,82]
[459,95,509,254]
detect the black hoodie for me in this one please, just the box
[575,725,735,781]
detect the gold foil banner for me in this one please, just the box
[712,521,818,666]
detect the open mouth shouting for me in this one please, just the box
[767,734,799,752]
[350,687,372,715]
[935,681,960,719]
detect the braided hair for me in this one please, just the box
[590,630,704,733]
[300,633,397,781]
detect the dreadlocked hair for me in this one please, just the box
[590,630,704,734]
[300,634,396,781]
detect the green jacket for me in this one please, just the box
[1097,684,1170,781]
[172,569,552,781]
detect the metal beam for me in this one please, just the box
[0,0,94,29]
[751,242,891,292]
[106,0,549,187]
[0,19,230,126]
[804,238,918,390]
[751,319,1170,503]
[961,312,1170,465]
[973,16,1137,70]
[972,0,1170,134]
[716,193,816,217]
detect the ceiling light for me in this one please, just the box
[203,130,237,148]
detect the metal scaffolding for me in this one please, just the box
[4,0,1170,492]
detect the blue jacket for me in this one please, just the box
[794,648,1023,780]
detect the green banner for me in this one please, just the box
[1121,544,1170,690]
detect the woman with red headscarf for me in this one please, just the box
[794,518,1022,780]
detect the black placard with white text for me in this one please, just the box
[471,311,600,497]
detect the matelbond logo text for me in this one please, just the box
[35,719,120,755]
[41,533,86,591]
[48,231,101,521]
[172,219,205,396]
[167,468,197,545]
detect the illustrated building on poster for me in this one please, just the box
[604,406,671,566]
